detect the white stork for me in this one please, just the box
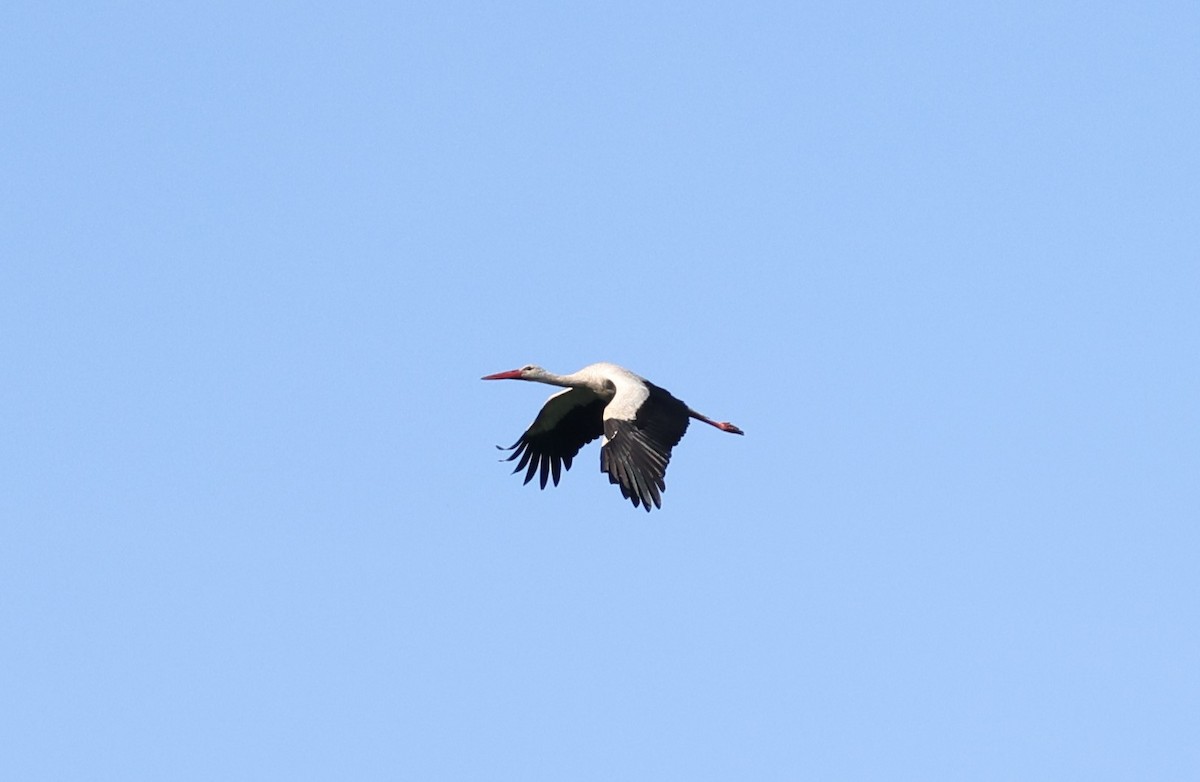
[482,362,743,511]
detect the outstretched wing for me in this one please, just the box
[600,382,690,511]
[498,388,606,489]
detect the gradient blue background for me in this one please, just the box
[3,2,1198,779]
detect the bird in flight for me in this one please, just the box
[482,362,743,511]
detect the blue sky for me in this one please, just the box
[3,2,1198,779]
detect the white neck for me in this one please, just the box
[529,368,608,395]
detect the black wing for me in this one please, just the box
[499,388,606,489]
[600,383,690,512]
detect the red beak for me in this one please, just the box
[481,369,524,380]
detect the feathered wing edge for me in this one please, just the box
[599,383,690,512]
[497,390,606,490]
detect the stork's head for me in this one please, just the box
[481,364,544,381]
